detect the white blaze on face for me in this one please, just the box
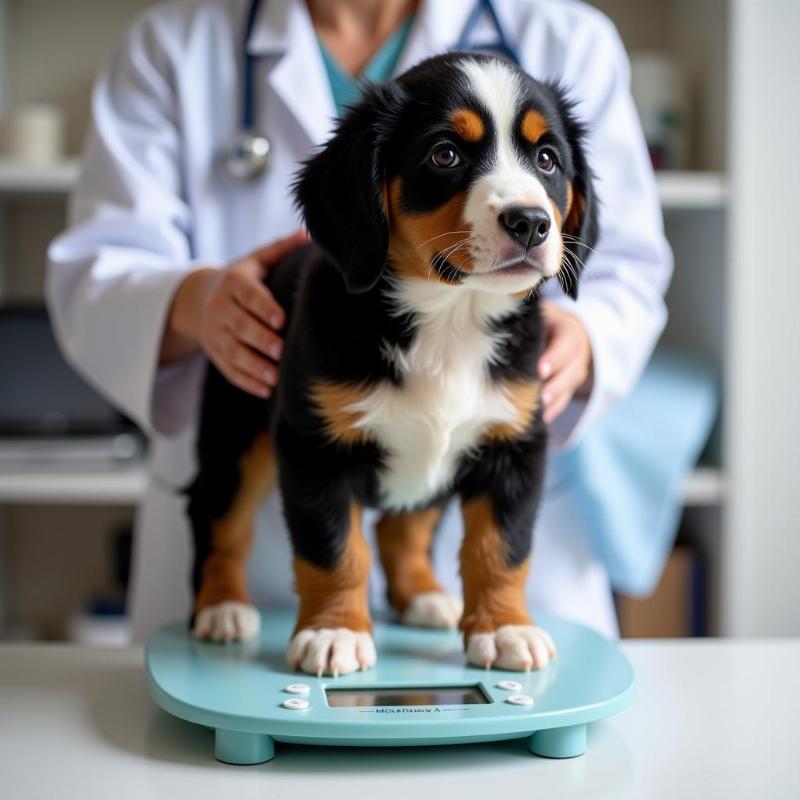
[458,59,562,291]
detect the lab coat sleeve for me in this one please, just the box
[536,14,673,449]
[46,12,207,437]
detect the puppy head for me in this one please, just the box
[295,53,597,298]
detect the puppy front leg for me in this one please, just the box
[458,437,555,671]
[278,434,374,676]
[460,496,555,670]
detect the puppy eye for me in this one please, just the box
[430,145,462,169]
[536,147,558,174]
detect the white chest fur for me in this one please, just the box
[349,279,523,510]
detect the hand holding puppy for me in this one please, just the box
[162,230,307,397]
[537,302,593,424]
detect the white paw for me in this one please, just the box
[287,628,377,677]
[401,592,463,630]
[466,625,556,671]
[193,602,261,643]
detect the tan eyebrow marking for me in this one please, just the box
[521,109,549,143]
[450,108,485,142]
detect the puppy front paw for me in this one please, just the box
[401,591,462,629]
[287,628,376,677]
[193,602,261,643]
[466,625,556,671]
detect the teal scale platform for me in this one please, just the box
[146,608,634,765]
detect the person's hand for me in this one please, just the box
[537,302,593,424]
[162,230,308,396]
[197,232,308,397]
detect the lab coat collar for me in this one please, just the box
[247,0,337,145]
[247,0,291,55]
[394,0,475,74]
[245,0,478,143]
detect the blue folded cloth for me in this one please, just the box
[547,347,719,597]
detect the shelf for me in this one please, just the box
[0,160,726,210]
[656,171,728,210]
[0,463,146,505]
[0,158,80,194]
[681,466,726,506]
[0,461,723,508]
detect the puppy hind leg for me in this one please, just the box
[376,508,462,629]
[190,432,276,643]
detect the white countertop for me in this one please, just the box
[1,639,798,799]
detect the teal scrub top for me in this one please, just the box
[317,16,415,115]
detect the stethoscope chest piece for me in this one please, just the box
[218,131,271,183]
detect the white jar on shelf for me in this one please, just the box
[4,103,65,163]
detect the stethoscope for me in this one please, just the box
[218,0,521,183]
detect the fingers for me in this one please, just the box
[537,303,592,424]
[224,268,285,330]
[223,331,278,384]
[537,316,573,380]
[216,331,278,396]
[198,234,309,399]
[541,360,583,424]
[205,330,275,398]
[225,304,283,360]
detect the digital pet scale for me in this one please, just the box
[147,608,633,765]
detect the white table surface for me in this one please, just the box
[1,639,798,800]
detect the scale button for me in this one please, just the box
[496,680,523,692]
[506,694,534,706]
[284,683,310,695]
[281,698,310,710]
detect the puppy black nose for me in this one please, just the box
[498,206,551,249]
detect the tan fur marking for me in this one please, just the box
[387,178,473,280]
[376,508,444,613]
[195,433,276,611]
[293,503,372,633]
[482,380,542,442]
[459,496,532,638]
[550,198,563,228]
[310,380,372,445]
[564,182,585,236]
[521,109,549,144]
[450,108,485,142]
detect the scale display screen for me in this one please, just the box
[326,685,490,707]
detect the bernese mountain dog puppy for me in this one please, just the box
[187,52,597,676]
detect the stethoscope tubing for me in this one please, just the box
[223,0,520,183]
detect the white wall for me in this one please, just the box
[723,0,800,636]
[6,0,157,153]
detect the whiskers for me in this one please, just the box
[429,237,472,281]
[414,229,471,251]
[404,227,473,282]
[559,232,597,284]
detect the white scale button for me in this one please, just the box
[281,698,310,710]
[496,680,523,692]
[506,694,534,706]
[283,683,310,695]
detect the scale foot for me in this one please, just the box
[214,729,275,765]
[529,724,587,758]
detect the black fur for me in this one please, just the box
[188,53,598,602]
[292,83,406,294]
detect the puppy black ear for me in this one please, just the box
[294,84,404,293]
[554,94,598,300]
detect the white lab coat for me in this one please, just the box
[47,0,672,642]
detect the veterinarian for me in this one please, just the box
[47,0,671,642]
